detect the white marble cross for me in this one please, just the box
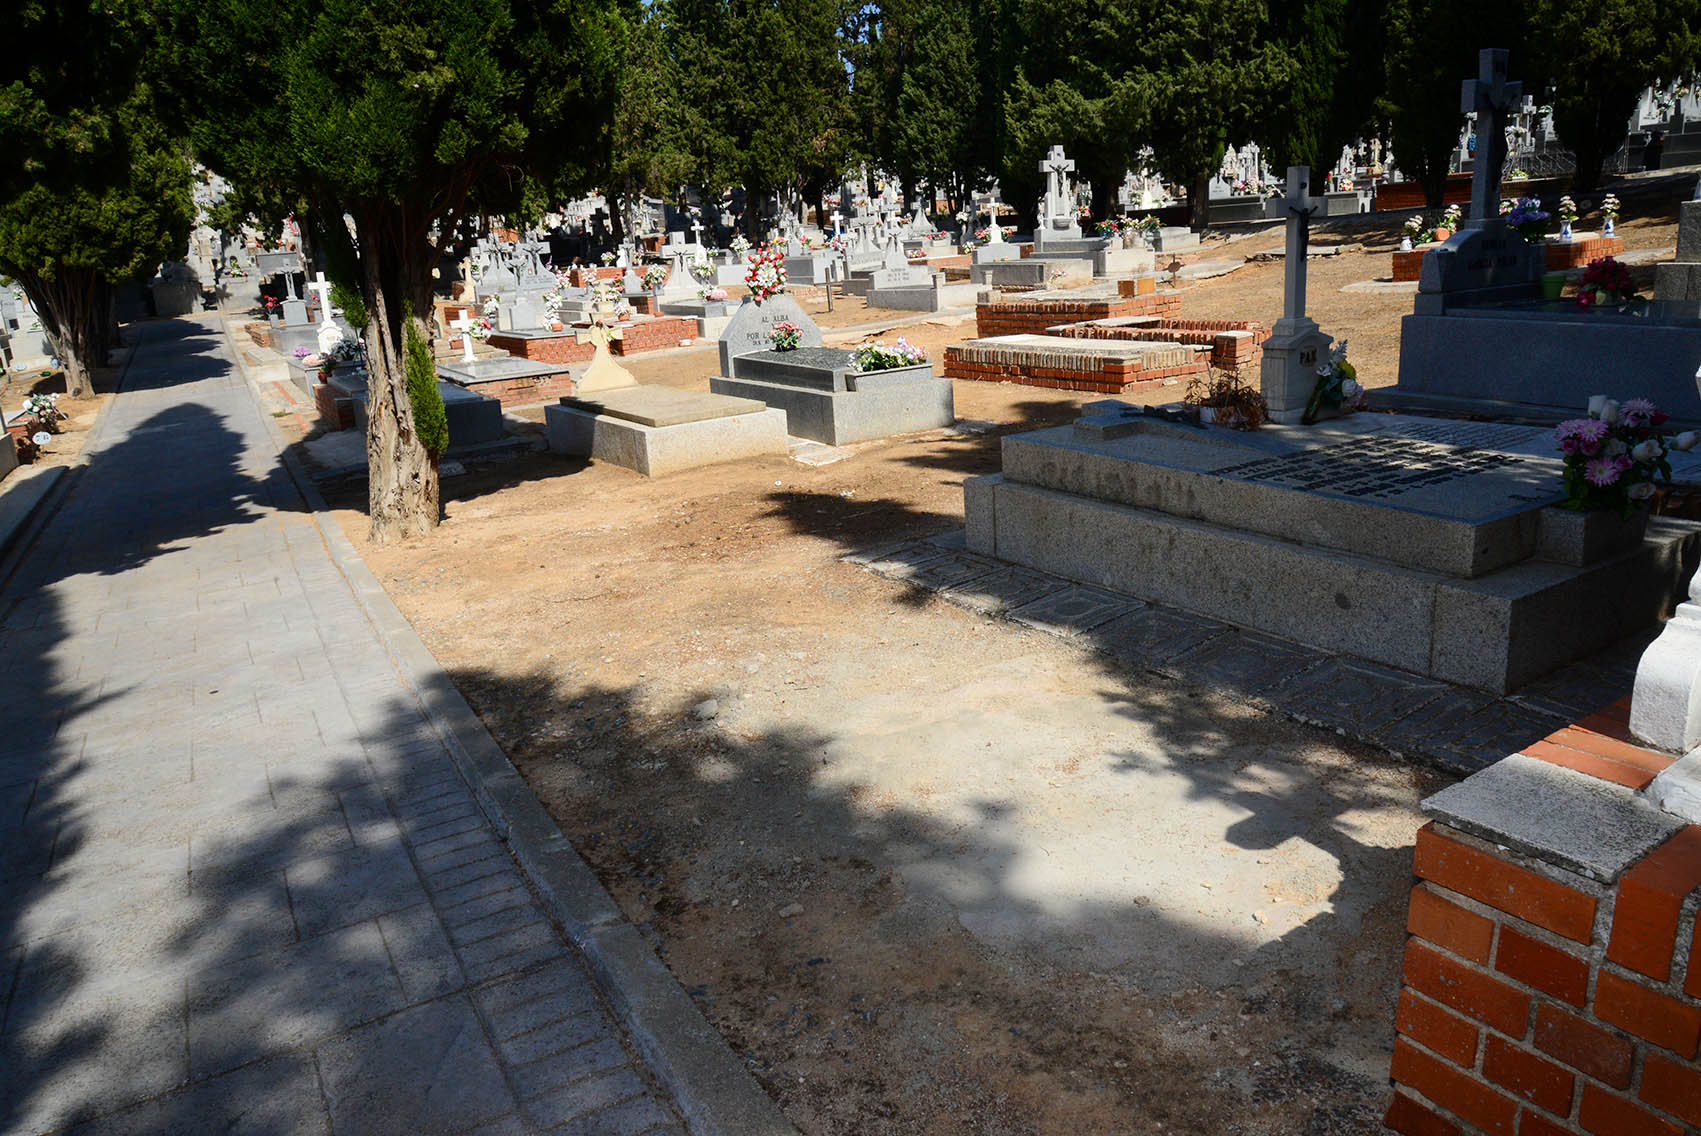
[984,195,1003,242]
[309,271,335,321]
[449,311,478,362]
[690,217,705,245]
[1461,48,1522,226]
[1278,167,1319,324]
[1040,146,1075,217]
[831,211,843,238]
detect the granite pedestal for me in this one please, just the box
[965,408,1701,693]
[545,385,786,475]
[710,347,954,445]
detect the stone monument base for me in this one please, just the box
[710,347,953,445]
[963,407,1701,693]
[545,386,786,476]
[970,259,1093,289]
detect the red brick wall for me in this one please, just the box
[974,292,1184,338]
[448,372,576,408]
[611,316,699,355]
[942,345,1207,395]
[1546,237,1626,273]
[1048,320,1268,370]
[314,380,356,430]
[245,322,274,349]
[486,332,594,365]
[1393,249,1429,283]
[1385,702,1698,1136]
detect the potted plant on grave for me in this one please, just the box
[1184,367,1267,430]
[850,338,927,371]
[1301,342,1364,424]
[22,392,66,435]
[1601,194,1621,237]
[263,294,282,328]
[1501,196,1551,242]
[1576,256,1639,309]
[642,264,669,294]
[1557,196,1578,241]
[1401,215,1423,251]
[1553,399,1698,553]
[770,321,802,351]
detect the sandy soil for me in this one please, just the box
[307,195,1682,1134]
[3,357,123,471]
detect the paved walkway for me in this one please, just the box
[0,317,687,1135]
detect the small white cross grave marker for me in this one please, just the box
[984,195,1004,243]
[449,311,478,362]
[690,217,705,245]
[308,271,335,322]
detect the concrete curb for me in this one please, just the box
[0,325,143,595]
[222,313,795,1136]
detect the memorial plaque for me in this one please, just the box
[1215,436,1532,501]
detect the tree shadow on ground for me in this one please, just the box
[0,316,326,1134]
[452,650,1430,1135]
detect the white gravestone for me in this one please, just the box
[1258,167,1334,424]
[1037,145,1081,242]
[449,312,479,363]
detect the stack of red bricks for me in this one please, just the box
[974,292,1184,338]
[943,338,1205,395]
[449,370,576,409]
[1546,236,1627,273]
[1386,699,1701,1136]
[485,331,592,365]
[610,316,697,355]
[1393,246,1439,283]
[1050,319,1268,373]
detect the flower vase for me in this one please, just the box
[1399,236,1413,252]
[1560,220,1574,241]
[1604,217,1616,237]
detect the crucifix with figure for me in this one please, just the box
[1039,145,1075,224]
[984,195,1004,243]
[1461,48,1521,227]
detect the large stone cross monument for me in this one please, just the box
[1461,48,1522,226]
[1259,166,1333,423]
[1037,145,1082,242]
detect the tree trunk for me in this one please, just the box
[359,221,439,545]
[1189,171,1212,230]
[15,268,105,398]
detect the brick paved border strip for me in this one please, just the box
[223,316,797,1136]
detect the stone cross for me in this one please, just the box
[1278,166,1319,324]
[690,217,705,245]
[984,195,1003,242]
[1461,48,1522,226]
[1040,145,1075,218]
[831,211,843,238]
[308,271,335,322]
[449,311,478,363]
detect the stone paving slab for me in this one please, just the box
[851,534,1648,776]
[0,317,692,1136]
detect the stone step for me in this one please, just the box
[966,472,1701,693]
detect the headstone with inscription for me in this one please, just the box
[964,407,1701,692]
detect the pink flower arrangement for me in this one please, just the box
[1555,395,1697,513]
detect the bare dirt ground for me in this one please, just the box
[3,354,124,471]
[302,192,1683,1134]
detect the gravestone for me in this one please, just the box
[965,407,1701,692]
[1654,193,1701,302]
[1259,167,1335,423]
[1461,48,1521,226]
[716,293,821,374]
[1035,145,1082,247]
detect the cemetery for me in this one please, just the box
[10,4,1701,1134]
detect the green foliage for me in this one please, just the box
[331,282,368,329]
[1523,0,1701,190]
[1380,0,1525,206]
[0,3,194,287]
[403,314,449,456]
